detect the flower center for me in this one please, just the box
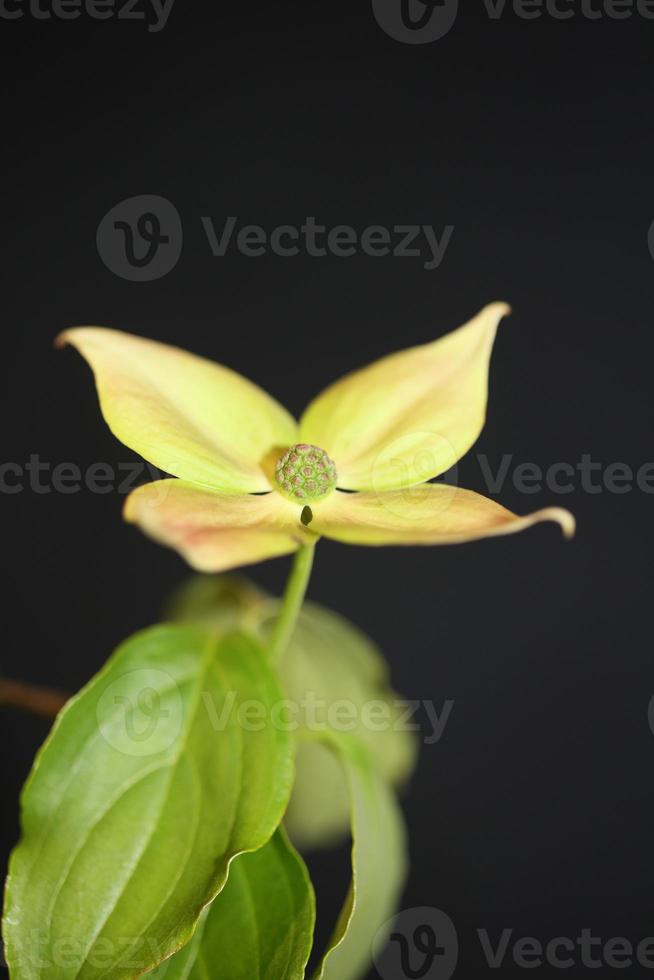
[274,443,337,503]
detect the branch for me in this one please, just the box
[0,677,69,719]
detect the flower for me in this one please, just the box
[57,303,574,572]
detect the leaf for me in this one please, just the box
[164,574,264,631]
[168,575,417,850]
[280,603,417,850]
[285,742,351,853]
[148,828,315,980]
[164,575,412,978]
[312,735,408,980]
[3,625,294,980]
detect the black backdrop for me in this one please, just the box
[1,2,653,977]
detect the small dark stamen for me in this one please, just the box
[300,505,313,526]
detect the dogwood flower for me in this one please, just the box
[57,303,574,573]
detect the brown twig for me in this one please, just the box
[0,678,69,719]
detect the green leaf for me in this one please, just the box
[164,574,263,632]
[3,625,294,980]
[148,828,315,980]
[312,735,408,980]
[280,602,416,850]
[286,741,351,853]
[168,575,417,851]
[165,574,412,978]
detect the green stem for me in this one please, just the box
[269,543,316,665]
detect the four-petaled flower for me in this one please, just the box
[57,303,574,572]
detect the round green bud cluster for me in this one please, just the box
[274,444,337,503]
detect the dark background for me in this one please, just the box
[1,1,653,976]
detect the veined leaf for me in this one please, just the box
[146,732,406,980]
[164,575,411,979]
[3,625,294,980]
[313,734,408,980]
[280,603,416,850]
[169,576,417,850]
[149,828,315,980]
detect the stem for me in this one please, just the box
[269,543,316,665]
[0,677,68,719]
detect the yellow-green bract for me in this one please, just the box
[57,303,573,574]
